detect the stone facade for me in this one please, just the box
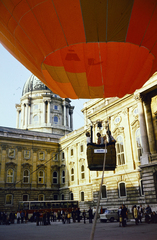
[0,73,157,213]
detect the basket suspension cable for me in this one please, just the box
[90,141,107,240]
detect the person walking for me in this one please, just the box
[82,210,86,224]
[133,205,138,225]
[88,207,93,223]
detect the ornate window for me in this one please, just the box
[101,185,107,199]
[71,168,74,181]
[81,165,85,179]
[116,135,125,165]
[53,171,58,184]
[38,194,44,201]
[23,170,30,183]
[119,182,126,197]
[5,194,13,205]
[81,191,84,201]
[62,171,65,184]
[23,194,29,201]
[135,128,143,161]
[7,169,14,183]
[54,116,58,124]
[38,170,44,184]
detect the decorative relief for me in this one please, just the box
[113,114,122,126]
[8,149,15,159]
[38,151,45,160]
[131,119,139,130]
[113,127,124,139]
[24,150,31,159]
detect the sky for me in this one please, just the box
[0,44,88,131]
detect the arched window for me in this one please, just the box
[54,116,58,124]
[54,105,58,110]
[38,171,44,184]
[116,136,125,165]
[71,168,74,181]
[23,194,29,201]
[23,170,30,183]
[81,191,84,201]
[62,171,65,184]
[139,180,144,196]
[5,194,13,205]
[53,171,58,184]
[70,192,74,200]
[119,182,126,197]
[101,185,107,199]
[81,165,85,179]
[7,169,14,183]
[135,128,143,161]
[38,194,44,201]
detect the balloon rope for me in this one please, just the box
[90,141,107,240]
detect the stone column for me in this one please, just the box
[43,100,46,124]
[69,107,74,130]
[46,150,51,189]
[23,104,25,127]
[25,103,28,128]
[32,149,37,188]
[63,101,66,127]
[76,143,79,185]
[66,106,69,127]
[65,147,69,187]
[47,100,51,124]
[123,108,134,169]
[16,109,20,128]
[16,147,22,188]
[135,93,149,164]
[0,145,6,187]
[28,104,31,126]
[143,96,157,154]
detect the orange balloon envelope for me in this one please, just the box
[0,0,157,99]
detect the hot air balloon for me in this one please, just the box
[0,0,157,99]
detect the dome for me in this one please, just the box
[22,74,51,96]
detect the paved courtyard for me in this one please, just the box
[0,220,157,240]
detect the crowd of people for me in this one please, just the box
[117,204,157,227]
[0,207,95,226]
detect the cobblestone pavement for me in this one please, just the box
[0,220,157,240]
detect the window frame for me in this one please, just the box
[81,191,84,201]
[53,171,58,184]
[23,169,30,183]
[7,168,14,183]
[118,182,127,198]
[23,194,29,201]
[38,170,44,184]
[135,128,143,161]
[139,179,144,196]
[5,194,13,205]
[101,185,107,199]
[62,170,65,184]
[38,194,45,201]
[116,135,125,165]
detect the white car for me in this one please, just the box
[99,209,118,222]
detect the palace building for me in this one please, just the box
[0,73,157,213]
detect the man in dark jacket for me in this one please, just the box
[121,204,127,227]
